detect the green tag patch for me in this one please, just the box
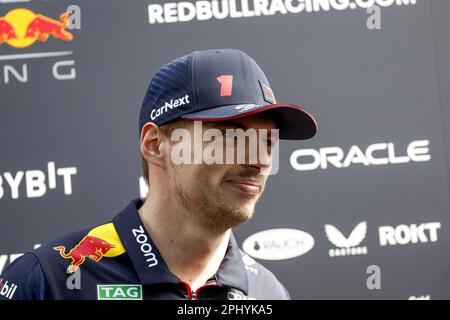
[97,284,142,300]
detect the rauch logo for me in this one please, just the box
[242,228,314,260]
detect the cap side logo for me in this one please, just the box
[234,104,261,113]
[150,94,190,121]
[259,81,276,104]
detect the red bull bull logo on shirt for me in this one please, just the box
[53,223,125,273]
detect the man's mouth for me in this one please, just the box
[224,179,262,196]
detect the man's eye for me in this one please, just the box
[220,130,274,146]
[221,130,235,139]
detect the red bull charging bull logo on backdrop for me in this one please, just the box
[0,8,73,48]
[53,223,125,273]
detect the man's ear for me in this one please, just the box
[140,122,166,167]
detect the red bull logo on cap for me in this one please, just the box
[0,8,73,48]
[53,223,125,273]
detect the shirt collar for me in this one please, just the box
[113,198,249,295]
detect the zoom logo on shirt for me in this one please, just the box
[132,225,158,268]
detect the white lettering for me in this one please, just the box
[147,0,416,24]
[132,225,158,268]
[291,140,431,171]
[379,222,441,246]
[0,162,77,200]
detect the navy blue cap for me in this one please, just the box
[139,48,317,140]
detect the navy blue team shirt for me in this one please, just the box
[0,198,290,300]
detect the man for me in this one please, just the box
[0,48,317,300]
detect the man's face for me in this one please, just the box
[164,113,277,231]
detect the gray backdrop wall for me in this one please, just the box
[1,0,449,299]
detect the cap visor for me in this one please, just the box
[180,103,317,140]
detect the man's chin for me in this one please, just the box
[224,203,255,225]
[190,188,258,229]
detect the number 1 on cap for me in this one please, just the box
[217,75,233,97]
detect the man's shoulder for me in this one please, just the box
[32,220,123,271]
[0,220,128,300]
[32,197,140,265]
[38,225,102,251]
[238,250,291,300]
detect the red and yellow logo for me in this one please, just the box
[0,8,73,48]
[53,223,126,273]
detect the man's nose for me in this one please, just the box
[246,138,272,169]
